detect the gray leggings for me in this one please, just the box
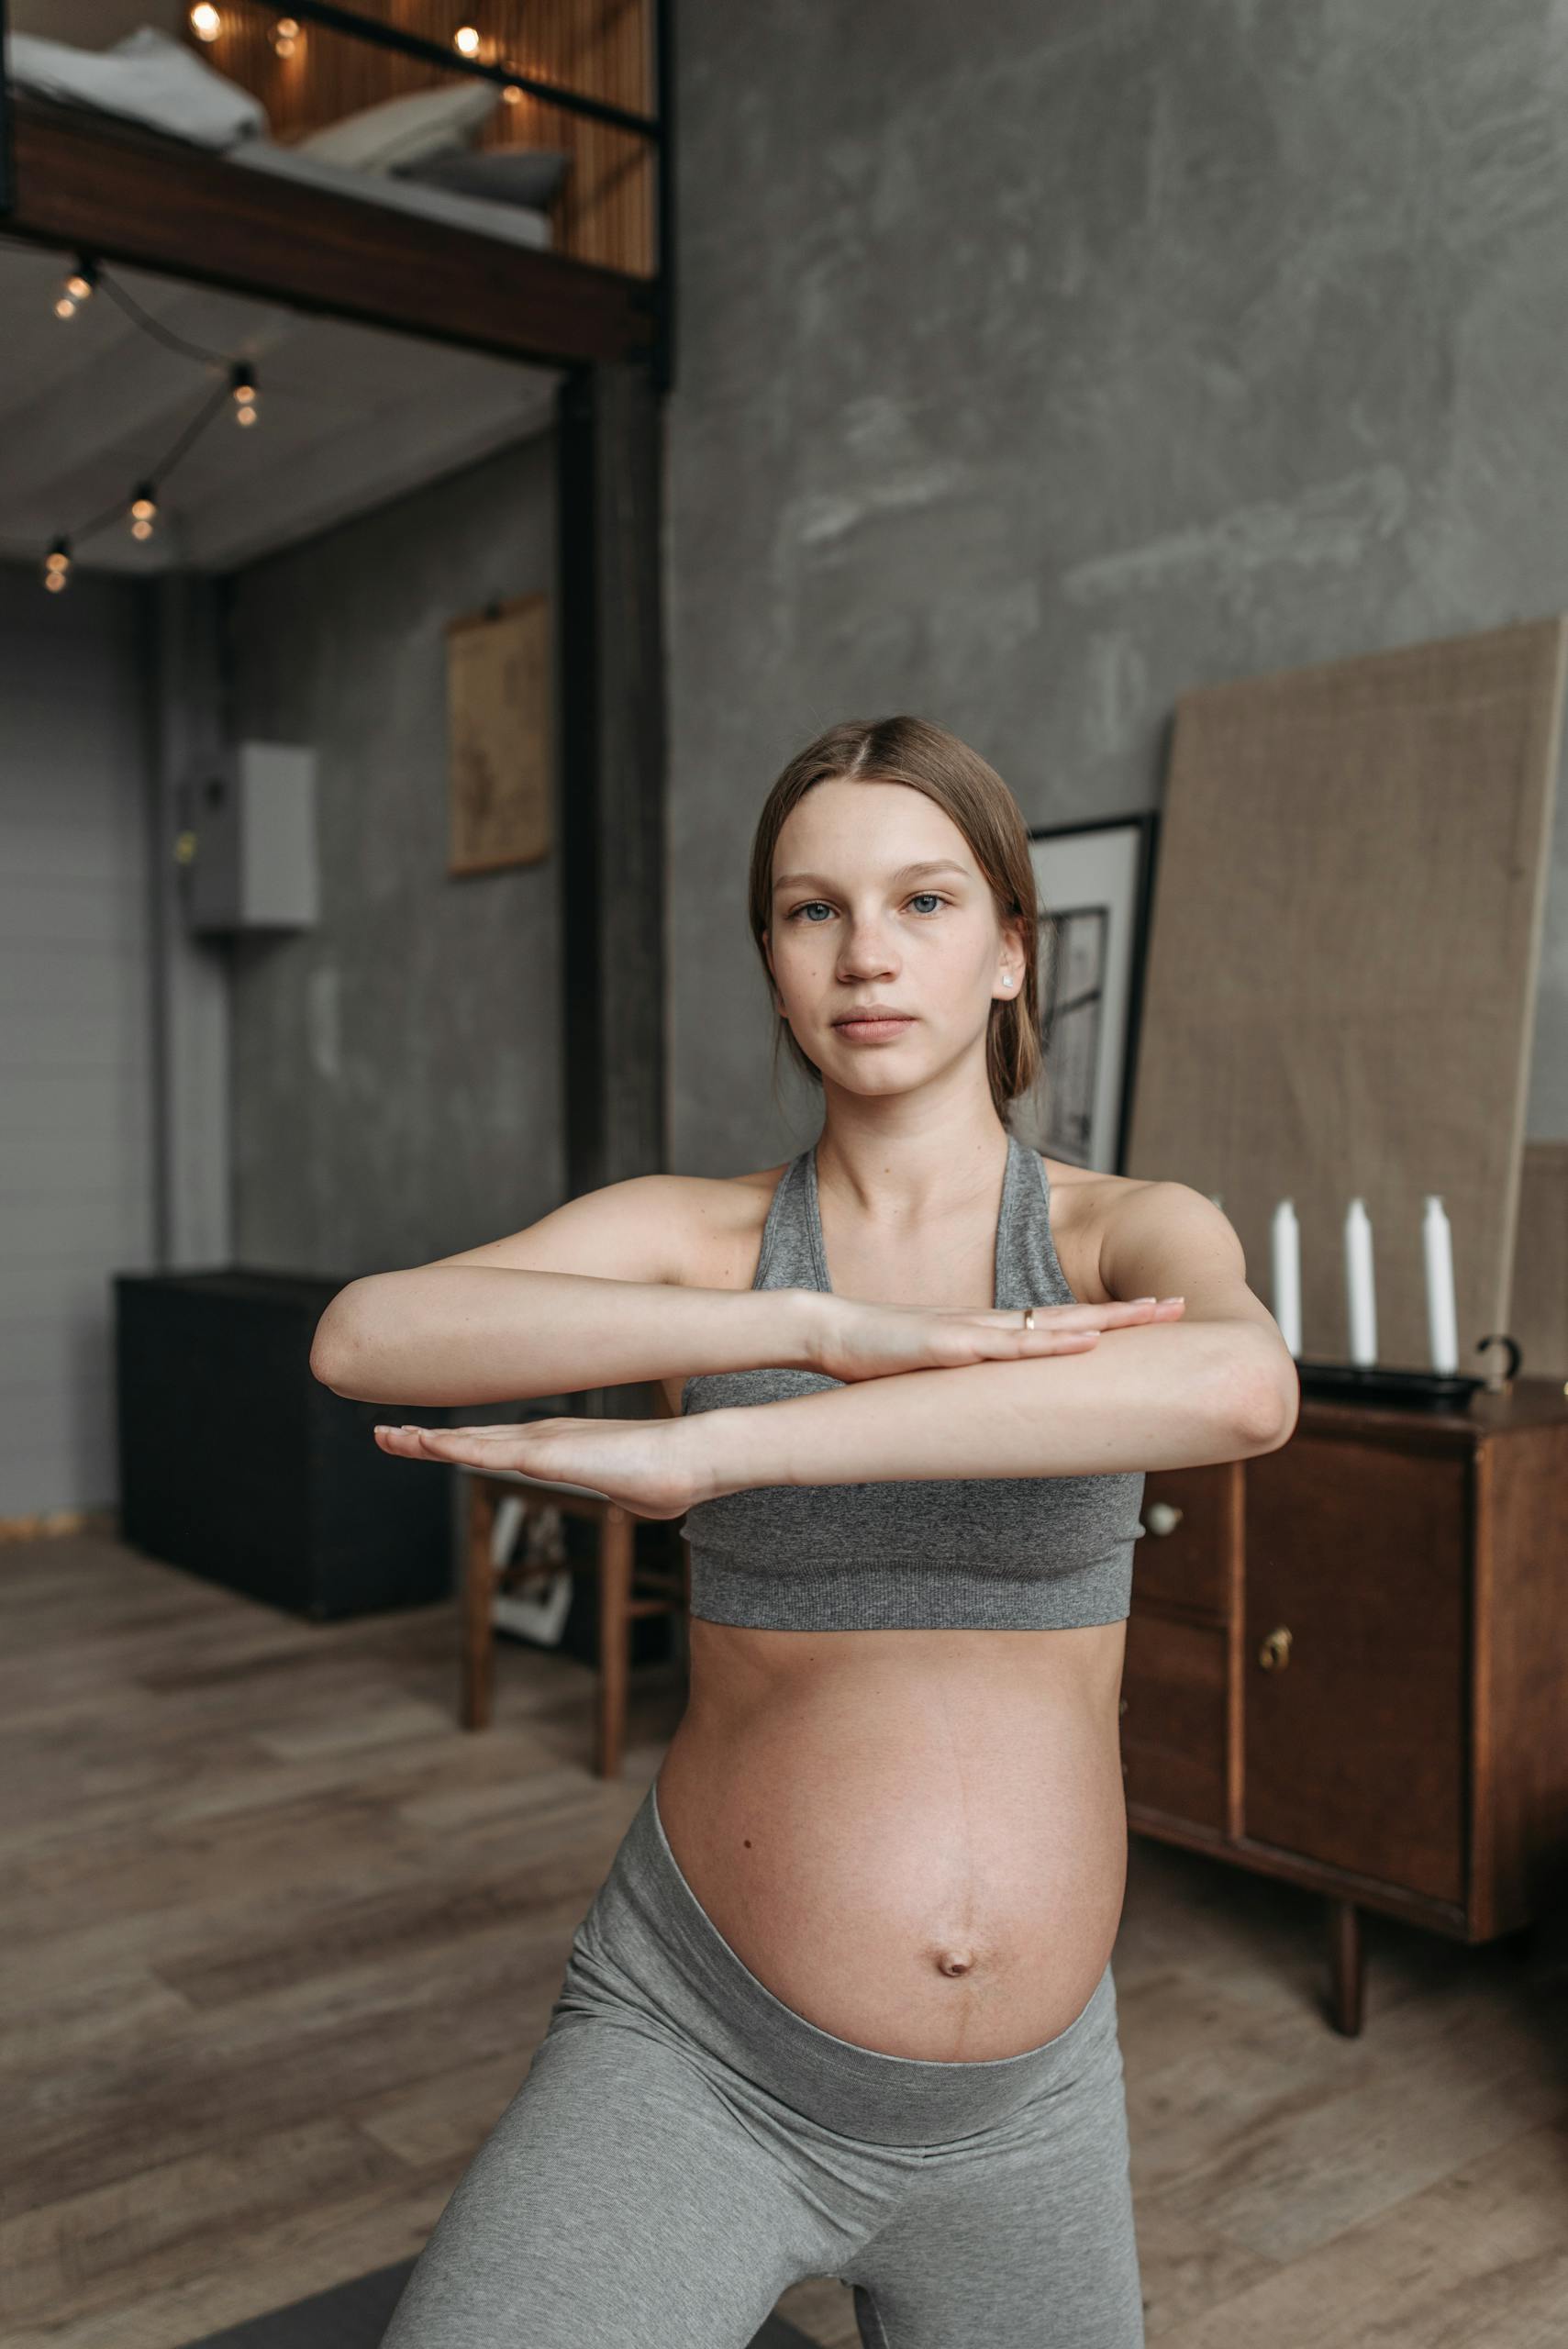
[380,1775,1146,2348]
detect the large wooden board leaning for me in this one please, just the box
[1124,618,1567,1374]
[447,594,552,877]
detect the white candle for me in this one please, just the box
[1422,1195,1459,1374]
[1344,1197,1377,1367]
[1271,1198,1302,1357]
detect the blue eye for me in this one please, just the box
[784,892,951,922]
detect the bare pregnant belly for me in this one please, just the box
[653,1617,1132,2064]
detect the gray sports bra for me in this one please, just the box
[677,1129,1145,1631]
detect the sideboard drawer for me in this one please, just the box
[1131,1462,1236,1623]
[1120,1608,1229,1834]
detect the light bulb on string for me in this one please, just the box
[129,484,158,542]
[230,361,259,426]
[42,537,71,593]
[271,15,300,57]
[54,258,97,319]
[189,5,222,41]
[453,27,482,58]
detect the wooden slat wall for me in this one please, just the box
[194,1,655,278]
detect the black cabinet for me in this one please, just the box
[114,1268,456,1620]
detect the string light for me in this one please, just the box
[453,26,481,57]
[11,262,269,588]
[189,5,222,41]
[54,260,97,318]
[271,16,301,58]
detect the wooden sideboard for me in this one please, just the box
[1118,1375,1568,2032]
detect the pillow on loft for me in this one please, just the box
[295,78,498,172]
[4,25,268,149]
[395,144,572,211]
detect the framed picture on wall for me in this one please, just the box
[446,593,553,876]
[1012,812,1159,1174]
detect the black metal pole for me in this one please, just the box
[652,0,675,395]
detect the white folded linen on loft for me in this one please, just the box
[4,24,269,150]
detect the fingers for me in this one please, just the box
[973,1297,1184,1330]
[1054,1297,1184,1323]
[1034,1300,1184,1333]
[372,1423,489,1457]
[373,1425,442,1457]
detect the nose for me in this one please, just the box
[836,910,900,981]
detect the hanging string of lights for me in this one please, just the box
[1,252,261,594]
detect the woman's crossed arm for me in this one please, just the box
[357,1178,1296,1511]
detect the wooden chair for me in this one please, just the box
[457,1462,688,1776]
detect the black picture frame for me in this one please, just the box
[1018,810,1160,1175]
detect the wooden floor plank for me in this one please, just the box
[1149,2118,1568,2346]
[6,1531,1565,2347]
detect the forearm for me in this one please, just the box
[687,1320,1293,1498]
[312,1268,819,1407]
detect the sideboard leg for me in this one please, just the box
[1328,1898,1363,2035]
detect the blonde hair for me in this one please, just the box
[747,715,1045,1120]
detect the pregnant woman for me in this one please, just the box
[316,715,1297,2348]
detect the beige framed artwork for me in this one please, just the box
[1123,616,1567,1375]
[446,593,553,876]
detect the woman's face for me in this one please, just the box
[764,777,1025,1097]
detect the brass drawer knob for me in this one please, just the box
[1257,1624,1293,1672]
[1143,1501,1183,1537]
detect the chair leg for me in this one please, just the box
[1328,1896,1363,2035]
[595,1506,633,1779]
[462,1482,499,1731]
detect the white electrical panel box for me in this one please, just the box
[184,740,319,934]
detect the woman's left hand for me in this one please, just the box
[373,1415,698,1520]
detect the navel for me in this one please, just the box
[936,1949,975,1978]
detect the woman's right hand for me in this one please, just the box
[806,1291,1184,1384]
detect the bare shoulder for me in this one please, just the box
[426,1162,790,1292]
[1087,1171,1278,1332]
[1029,1151,1156,1308]
[666,1159,793,1291]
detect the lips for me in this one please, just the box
[832,1009,916,1039]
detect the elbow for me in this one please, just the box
[309,1281,376,1396]
[1232,1362,1300,1455]
[1216,1336,1299,1457]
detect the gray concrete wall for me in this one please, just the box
[0,562,157,1516]
[228,433,561,1279]
[666,0,1568,1168]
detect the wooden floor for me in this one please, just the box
[5,1531,1567,2347]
